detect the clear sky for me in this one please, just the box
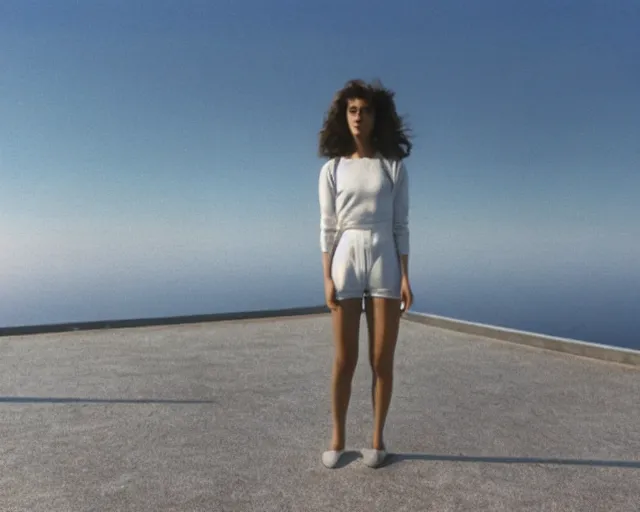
[1,1,639,333]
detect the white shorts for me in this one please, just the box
[331,227,401,301]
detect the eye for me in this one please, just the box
[348,106,371,115]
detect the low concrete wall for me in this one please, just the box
[4,306,638,368]
[0,305,329,337]
[403,311,640,367]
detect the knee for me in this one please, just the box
[335,353,358,377]
[371,353,394,379]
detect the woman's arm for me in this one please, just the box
[318,160,337,279]
[393,161,410,278]
[321,252,333,281]
[399,254,409,280]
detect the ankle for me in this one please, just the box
[331,435,345,451]
[372,438,385,450]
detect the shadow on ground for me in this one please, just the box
[0,396,215,404]
[381,453,640,469]
[332,451,363,468]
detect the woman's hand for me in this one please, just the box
[400,276,413,313]
[324,278,338,311]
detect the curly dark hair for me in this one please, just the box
[318,79,412,160]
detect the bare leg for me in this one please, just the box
[369,297,402,450]
[364,297,376,413]
[329,298,362,451]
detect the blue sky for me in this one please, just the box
[1,0,639,327]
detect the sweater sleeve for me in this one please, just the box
[393,160,410,255]
[318,160,338,253]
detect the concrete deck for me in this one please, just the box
[0,312,639,511]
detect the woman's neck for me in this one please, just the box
[350,138,375,159]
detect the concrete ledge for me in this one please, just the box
[0,305,329,337]
[403,311,640,367]
[5,304,637,369]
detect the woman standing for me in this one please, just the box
[317,79,413,468]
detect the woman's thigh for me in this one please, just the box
[367,235,401,300]
[331,298,363,362]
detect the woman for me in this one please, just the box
[317,79,413,469]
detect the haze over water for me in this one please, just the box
[2,2,638,350]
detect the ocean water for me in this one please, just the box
[2,268,638,351]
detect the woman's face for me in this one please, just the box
[346,97,374,141]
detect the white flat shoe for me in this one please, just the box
[361,448,388,468]
[322,450,345,468]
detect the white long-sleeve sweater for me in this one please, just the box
[318,155,409,255]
